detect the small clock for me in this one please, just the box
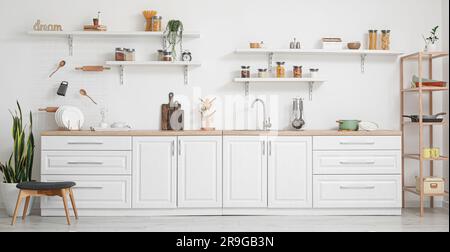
[182,51,192,62]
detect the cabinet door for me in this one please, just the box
[268,137,312,208]
[133,137,177,208]
[178,136,222,208]
[223,136,268,208]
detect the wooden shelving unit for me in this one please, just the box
[400,51,449,217]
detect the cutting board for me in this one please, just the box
[161,93,175,130]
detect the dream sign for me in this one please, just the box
[33,20,63,32]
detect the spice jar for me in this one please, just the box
[241,66,251,78]
[381,30,391,50]
[163,51,173,61]
[368,30,378,50]
[151,16,162,32]
[310,68,319,78]
[115,48,125,61]
[293,66,303,78]
[125,49,136,61]
[276,62,286,78]
[258,69,268,78]
[157,50,165,61]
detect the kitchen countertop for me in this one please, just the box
[41,130,402,137]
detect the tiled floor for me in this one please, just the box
[0,208,448,232]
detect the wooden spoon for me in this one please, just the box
[79,89,98,105]
[49,60,66,78]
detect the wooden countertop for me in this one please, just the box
[41,130,402,137]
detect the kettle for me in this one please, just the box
[291,98,305,130]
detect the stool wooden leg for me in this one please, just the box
[22,196,31,221]
[68,188,78,220]
[11,190,24,226]
[61,189,71,225]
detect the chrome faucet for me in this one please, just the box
[251,98,272,131]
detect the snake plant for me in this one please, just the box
[163,20,184,60]
[0,101,35,183]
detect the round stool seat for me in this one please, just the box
[16,182,76,190]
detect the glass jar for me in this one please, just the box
[157,49,165,61]
[293,66,303,78]
[163,51,173,61]
[368,30,378,50]
[310,68,319,78]
[115,48,125,61]
[241,66,251,78]
[276,62,286,78]
[125,49,136,61]
[151,16,162,32]
[381,30,391,50]
[258,69,268,78]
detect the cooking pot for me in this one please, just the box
[403,113,446,123]
[337,120,361,131]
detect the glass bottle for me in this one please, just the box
[276,62,286,78]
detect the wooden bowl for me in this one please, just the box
[347,42,361,50]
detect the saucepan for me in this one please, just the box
[403,112,446,123]
[337,120,361,131]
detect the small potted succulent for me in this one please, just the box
[0,102,35,217]
[422,26,439,52]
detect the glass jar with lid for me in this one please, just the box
[258,69,268,78]
[115,48,125,61]
[163,51,173,61]
[381,30,391,50]
[241,66,251,78]
[151,16,162,32]
[125,49,136,61]
[276,62,286,78]
[293,66,303,78]
[368,30,378,50]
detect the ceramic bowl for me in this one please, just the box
[347,42,362,50]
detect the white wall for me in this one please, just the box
[0,0,447,212]
[442,0,449,207]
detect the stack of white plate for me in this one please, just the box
[55,106,85,130]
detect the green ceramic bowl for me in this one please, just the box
[337,120,361,131]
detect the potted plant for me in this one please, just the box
[163,20,184,60]
[422,26,439,52]
[0,102,35,217]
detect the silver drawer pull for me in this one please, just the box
[67,162,104,165]
[67,142,104,145]
[73,186,104,190]
[340,186,376,190]
[340,141,375,145]
[340,161,376,165]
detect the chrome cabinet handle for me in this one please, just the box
[67,162,104,165]
[171,141,175,156]
[262,141,266,156]
[269,141,272,156]
[73,186,104,190]
[340,186,376,190]
[178,140,182,156]
[339,141,375,145]
[67,142,103,145]
[339,161,376,165]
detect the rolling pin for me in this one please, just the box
[39,107,59,113]
[75,66,111,72]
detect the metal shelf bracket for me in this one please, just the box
[361,54,367,73]
[68,35,74,56]
[308,82,314,101]
[184,65,189,86]
[268,52,274,73]
[244,82,250,96]
[120,65,125,85]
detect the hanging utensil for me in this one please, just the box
[79,89,98,105]
[49,60,66,78]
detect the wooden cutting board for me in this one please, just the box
[161,93,175,130]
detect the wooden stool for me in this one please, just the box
[11,181,78,226]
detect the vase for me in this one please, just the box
[0,182,34,217]
[424,43,437,52]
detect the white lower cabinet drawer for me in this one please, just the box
[41,151,132,175]
[313,136,401,151]
[41,175,131,209]
[313,151,401,175]
[313,175,402,208]
[42,136,132,151]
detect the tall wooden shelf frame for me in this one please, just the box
[400,51,449,217]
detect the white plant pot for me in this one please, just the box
[0,183,34,217]
[424,43,438,52]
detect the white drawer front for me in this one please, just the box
[42,136,132,151]
[313,136,401,150]
[313,151,401,175]
[313,175,402,208]
[41,151,131,175]
[41,175,131,209]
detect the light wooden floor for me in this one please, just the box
[0,209,448,232]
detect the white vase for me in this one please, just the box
[424,43,437,52]
[0,183,34,217]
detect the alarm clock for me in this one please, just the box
[182,51,192,62]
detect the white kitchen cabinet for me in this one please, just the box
[223,136,268,208]
[268,137,312,208]
[133,137,177,209]
[178,136,222,208]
